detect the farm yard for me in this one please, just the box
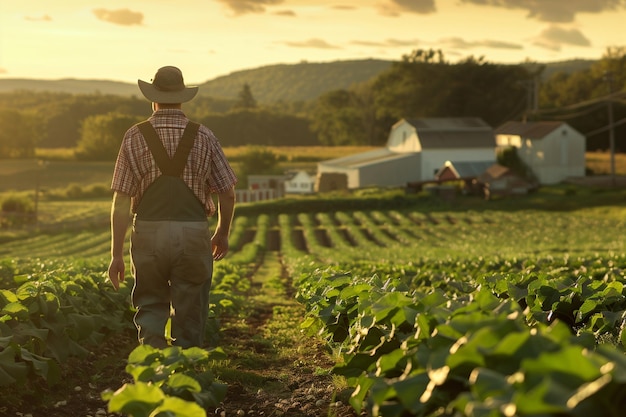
[2,151,626,416]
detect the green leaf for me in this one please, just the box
[151,396,207,417]
[106,382,164,417]
[127,364,157,382]
[468,368,513,400]
[165,373,201,392]
[339,283,372,300]
[375,348,406,376]
[578,299,599,318]
[128,344,162,364]
[0,345,28,386]
[523,345,603,382]
[191,381,228,408]
[2,302,29,318]
[393,372,430,413]
[68,313,96,339]
[17,325,50,342]
[20,348,61,385]
[0,289,18,304]
[349,374,375,414]
[513,376,571,414]
[180,346,210,362]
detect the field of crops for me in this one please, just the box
[2,191,626,416]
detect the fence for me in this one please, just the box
[235,189,283,203]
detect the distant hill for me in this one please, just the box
[0,78,138,96]
[197,59,394,102]
[0,58,597,103]
[535,59,596,79]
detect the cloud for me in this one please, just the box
[351,38,420,47]
[459,0,625,23]
[284,38,341,49]
[24,14,52,22]
[441,37,523,50]
[351,37,522,51]
[332,5,357,11]
[216,0,283,15]
[379,0,436,16]
[533,26,591,51]
[92,8,143,26]
[0,67,7,75]
[274,10,296,16]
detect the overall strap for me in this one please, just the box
[137,121,200,177]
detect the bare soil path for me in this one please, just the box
[211,251,360,417]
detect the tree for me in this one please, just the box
[76,112,143,160]
[371,52,531,127]
[0,109,37,158]
[201,109,317,146]
[310,90,368,146]
[233,83,257,110]
[235,146,282,188]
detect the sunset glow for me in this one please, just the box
[1,0,624,84]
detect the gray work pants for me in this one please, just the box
[130,219,213,348]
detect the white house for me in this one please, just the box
[495,121,586,185]
[285,170,315,194]
[317,118,497,189]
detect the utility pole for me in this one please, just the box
[521,75,540,122]
[604,71,616,186]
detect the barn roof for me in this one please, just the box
[400,118,495,149]
[319,148,417,169]
[404,117,491,130]
[495,121,565,139]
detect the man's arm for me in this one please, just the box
[108,191,131,290]
[211,186,236,261]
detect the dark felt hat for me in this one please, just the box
[138,66,198,103]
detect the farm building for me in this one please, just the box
[495,121,586,185]
[435,160,495,182]
[317,117,497,189]
[237,174,287,203]
[477,164,535,199]
[315,172,349,193]
[284,170,315,194]
[247,174,287,192]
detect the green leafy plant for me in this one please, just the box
[103,345,228,417]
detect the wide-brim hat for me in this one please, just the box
[138,66,198,103]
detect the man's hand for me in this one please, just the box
[211,231,229,261]
[213,186,235,261]
[109,191,131,291]
[108,256,125,291]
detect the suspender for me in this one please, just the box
[137,121,200,177]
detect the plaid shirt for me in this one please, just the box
[111,109,237,216]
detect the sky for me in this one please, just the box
[1,0,625,85]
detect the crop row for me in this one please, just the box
[3,207,626,262]
[293,254,626,416]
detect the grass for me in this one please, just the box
[222,145,378,162]
[585,150,626,175]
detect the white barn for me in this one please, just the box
[317,118,497,189]
[495,121,586,185]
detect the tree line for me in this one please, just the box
[0,48,624,160]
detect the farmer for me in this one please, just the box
[107,66,237,348]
